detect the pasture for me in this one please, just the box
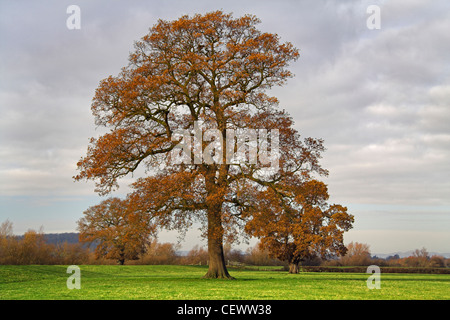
[1,265,449,300]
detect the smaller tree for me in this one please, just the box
[413,247,429,267]
[429,255,446,268]
[0,219,13,238]
[16,228,53,265]
[184,245,209,266]
[244,242,283,266]
[340,242,372,266]
[139,240,180,265]
[245,179,353,273]
[77,197,155,265]
[0,219,14,263]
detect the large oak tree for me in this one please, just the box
[75,11,340,278]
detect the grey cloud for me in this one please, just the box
[276,1,450,207]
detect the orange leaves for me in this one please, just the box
[295,179,329,207]
[245,177,354,264]
[327,204,354,231]
[75,10,301,194]
[129,170,207,232]
[132,10,298,112]
[77,197,155,264]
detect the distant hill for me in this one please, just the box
[15,232,96,249]
[43,232,80,245]
[15,232,80,244]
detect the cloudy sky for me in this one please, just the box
[1,0,449,254]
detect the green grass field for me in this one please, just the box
[1,265,449,300]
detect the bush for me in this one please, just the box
[181,245,209,266]
[0,231,92,265]
[302,266,450,274]
[133,240,180,265]
[0,221,92,265]
[339,242,372,266]
[243,244,284,266]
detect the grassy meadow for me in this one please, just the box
[1,265,449,300]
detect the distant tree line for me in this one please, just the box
[0,220,90,265]
[322,242,449,269]
[1,220,449,270]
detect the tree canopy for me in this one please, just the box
[245,179,354,273]
[77,197,155,265]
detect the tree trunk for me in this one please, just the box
[202,163,233,279]
[288,262,299,274]
[203,208,233,279]
[118,247,125,265]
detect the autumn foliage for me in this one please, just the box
[0,220,90,265]
[245,180,353,273]
[74,11,350,278]
[77,197,155,265]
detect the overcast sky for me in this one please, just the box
[1,0,449,254]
